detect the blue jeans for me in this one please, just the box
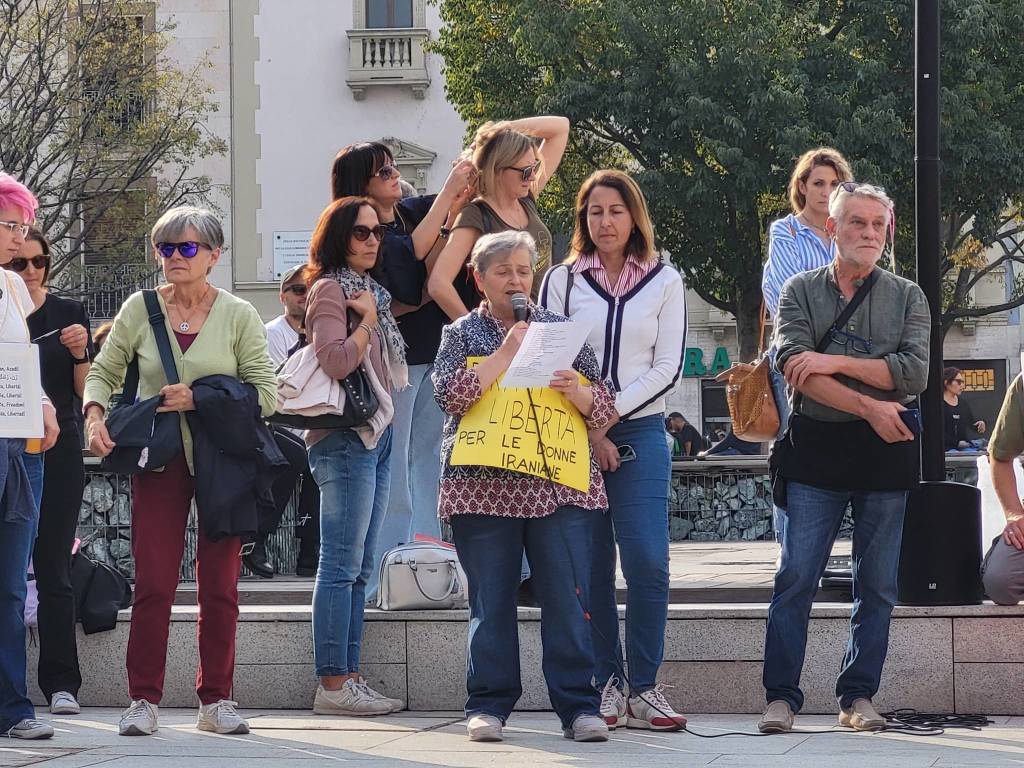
[367,364,442,599]
[591,414,671,694]
[23,452,44,512]
[451,506,600,729]
[763,481,908,712]
[1,452,39,732]
[309,427,392,677]
[768,345,790,544]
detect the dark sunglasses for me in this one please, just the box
[156,241,210,259]
[953,378,965,385]
[352,225,384,242]
[282,284,308,296]
[617,444,637,463]
[6,255,50,272]
[828,327,874,354]
[375,164,399,181]
[506,160,541,183]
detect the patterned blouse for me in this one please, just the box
[432,302,616,520]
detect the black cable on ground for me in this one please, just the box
[881,709,993,735]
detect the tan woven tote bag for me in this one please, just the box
[714,304,779,442]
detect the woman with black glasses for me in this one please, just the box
[942,367,986,451]
[12,230,92,717]
[428,115,569,320]
[303,197,405,717]
[330,144,475,597]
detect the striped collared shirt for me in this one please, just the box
[572,252,656,297]
[762,213,835,317]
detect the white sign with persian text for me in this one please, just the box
[0,343,43,438]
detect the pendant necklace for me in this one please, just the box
[174,285,211,333]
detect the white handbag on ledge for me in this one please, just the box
[375,540,468,611]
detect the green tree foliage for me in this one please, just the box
[434,0,1024,358]
[0,0,226,308]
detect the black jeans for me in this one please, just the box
[34,427,84,699]
[268,427,320,566]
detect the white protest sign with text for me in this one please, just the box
[0,343,44,438]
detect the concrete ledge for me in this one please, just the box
[26,603,1024,714]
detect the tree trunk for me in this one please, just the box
[735,281,765,363]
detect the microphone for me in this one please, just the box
[510,292,529,323]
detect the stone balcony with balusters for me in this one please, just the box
[346,27,430,100]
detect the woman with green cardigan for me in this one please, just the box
[84,207,276,739]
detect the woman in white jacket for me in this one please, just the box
[0,172,59,740]
[540,169,687,731]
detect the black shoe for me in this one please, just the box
[243,538,274,579]
[296,563,317,578]
[516,577,538,607]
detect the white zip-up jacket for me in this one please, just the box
[540,261,687,421]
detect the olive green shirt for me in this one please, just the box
[454,197,552,300]
[989,373,1024,461]
[775,264,931,422]
[83,288,278,474]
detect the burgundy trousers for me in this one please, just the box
[127,454,241,705]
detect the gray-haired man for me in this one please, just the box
[759,183,930,734]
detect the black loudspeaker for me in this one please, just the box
[898,481,983,605]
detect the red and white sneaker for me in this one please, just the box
[626,685,687,731]
[599,675,627,729]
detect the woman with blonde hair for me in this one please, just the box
[761,148,854,544]
[762,148,853,317]
[540,169,688,731]
[427,116,569,320]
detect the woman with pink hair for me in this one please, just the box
[0,171,59,739]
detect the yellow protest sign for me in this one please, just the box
[449,357,591,492]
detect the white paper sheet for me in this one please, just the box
[499,321,592,389]
[0,343,44,438]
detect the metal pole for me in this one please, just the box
[915,0,945,481]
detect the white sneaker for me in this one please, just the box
[313,679,391,716]
[626,684,687,731]
[50,691,81,715]
[466,714,503,742]
[599,675,627,729]
[197,700,250,734]
[4,718,54,739]
[119,700,159,736]
[355,678,405,713]
[563,713,609,742]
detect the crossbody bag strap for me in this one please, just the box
[142,289,180,386]
[757,300,768,357]
[813,269,877,353]
[790,269,878,415]
[563,263,574,316]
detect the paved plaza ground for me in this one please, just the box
[4,709,1024,768]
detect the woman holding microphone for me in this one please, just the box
[433,230,615,744]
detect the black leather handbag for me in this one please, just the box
[267,310,379,431]
[100,290,183,474]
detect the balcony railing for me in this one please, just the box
[346,27,430,100]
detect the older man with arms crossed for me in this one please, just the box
[758,183,930,733]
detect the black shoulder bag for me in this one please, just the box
[100,290,184,474]
[267,304,379,431]
[768,271,877,509]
